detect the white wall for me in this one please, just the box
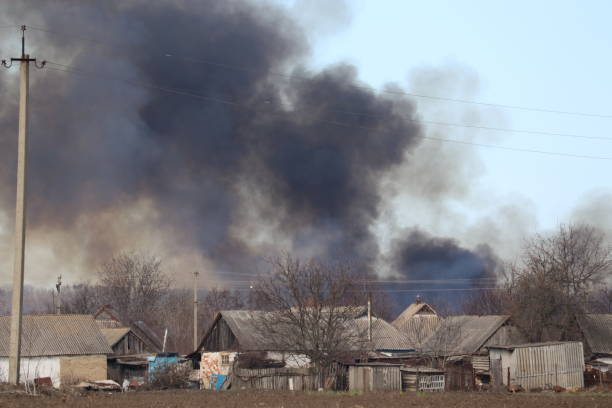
[0,357,61,387]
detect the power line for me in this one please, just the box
[45,61,612,144]
[28,25,612,119]
[42,62,612,161]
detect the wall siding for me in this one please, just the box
[490,342,584,390]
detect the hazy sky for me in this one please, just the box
[292,0,612,244]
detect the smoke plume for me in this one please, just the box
[0,0,505,308]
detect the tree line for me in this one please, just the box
[1,223,611,354]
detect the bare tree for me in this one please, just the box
[158,286,245,354]
[507,224,612,341]
[97,252,172,324]
[462,288,509,315]
[252,255,367,386]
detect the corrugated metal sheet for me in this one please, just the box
[393,316,441,348]
[101,327,131,347]
[577,314,612,355]
[489,342,584,390]
[422,315,509,357]
[348,365,402,392]
[392,301,437,327]
[200,310,413,352]
[0,314,112,357]
[351,317,414,351]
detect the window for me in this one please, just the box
[221,354,230,365]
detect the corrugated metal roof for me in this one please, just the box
[577,314,612,355]
[487,341,578,350]
[201,310,414,352]
[0,314,113,357]
[101,327,131,347]
[217,310,273,351]
[422,315,509,357]
[392,301,437,326]
[352,316,415,351]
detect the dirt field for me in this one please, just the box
[0,390,611,408]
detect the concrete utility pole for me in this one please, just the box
[367,292,372,342]
[55,275,62,314]
[2,25,45,385]
[193,271,200,351]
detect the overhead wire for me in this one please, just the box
[27,24,612,119]
[41,61,612,161]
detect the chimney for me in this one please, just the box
[416,295,422,304]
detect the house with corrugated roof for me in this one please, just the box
[392,297,441,349]
[576,314,612,359]
[421,314,525,387]
[194,309,414,389]
[0,314,112,387]
[94,305,161,354]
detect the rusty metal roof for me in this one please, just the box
[422,315,509,357]
[0,314,113,357]
[577,314,612,355]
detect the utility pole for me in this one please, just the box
[367,292,372,342]
[55,275,62,314]
[193,271,200,351]
[2,25,45,385]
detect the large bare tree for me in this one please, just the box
[253,256,367,384]
[507,224,612,341]
[97,252,172,324]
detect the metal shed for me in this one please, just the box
[348,364,402,392]
[487,342,584,390]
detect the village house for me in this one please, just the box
[391,296,441,349]
[93,305,164,384]
[194,309,414,390]
[94,305,162,354]
[576,314,612,384]
[0,314,112,387]
[421,314,526,388]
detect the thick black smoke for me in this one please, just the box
[385,229,501,312]
[0,0,420,278]
[0,0,505,310]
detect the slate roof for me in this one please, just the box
[352,316,415,351]
[422,315,509,357]
[0,314,112,357]
[100,327,131,347]
[199,310,413,353]
[577,314,612,355]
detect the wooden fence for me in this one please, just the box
[231,365,347,391]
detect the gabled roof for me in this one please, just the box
[200,310,273,351]
[392,301,437,326]
[100,327,132,347]
[423,315,509,357]
[352,316,414,351]
[198,310,413,353]
[0,314,112,357]
[577,314,612,355]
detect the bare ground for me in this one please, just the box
[0,390,611,408]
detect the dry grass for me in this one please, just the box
[0,389,610,408]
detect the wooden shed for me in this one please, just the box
[348,363,402,392]
[400,366,445,392]
[487,342,584,390]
